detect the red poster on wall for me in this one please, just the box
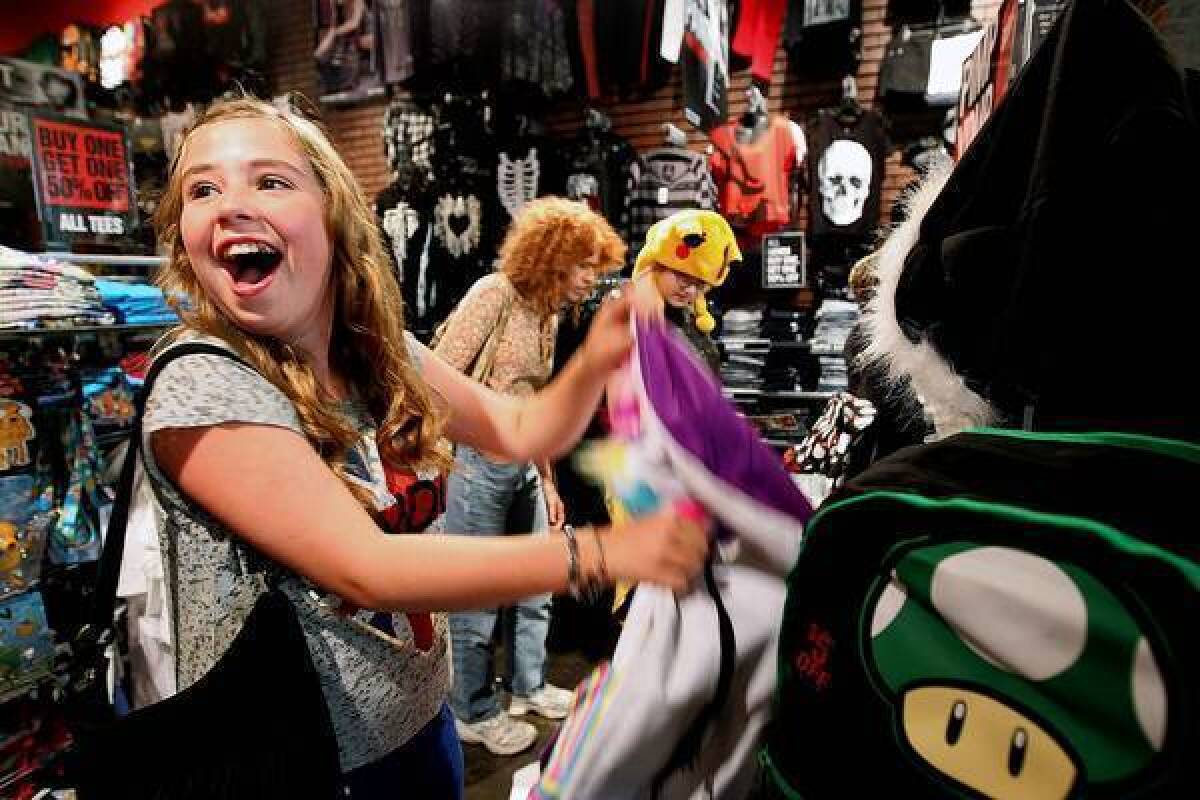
[27,113,137,247]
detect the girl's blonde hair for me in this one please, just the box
[155,94,448,508]
[499,197,625,316]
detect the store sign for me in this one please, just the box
[762,231,807,289]
[27,114,137,247]
[0,58,86,118]
[956,0,1020,157]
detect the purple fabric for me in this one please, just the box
[636,321,812,523]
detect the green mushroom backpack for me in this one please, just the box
[759,429,1199,799]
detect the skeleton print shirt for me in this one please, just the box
[806,107,887,240]
[141,333,450,773]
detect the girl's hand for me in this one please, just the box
[543,482,565,529]
[580,288,635,374]
[629,272,666,323]
[598,507,711,593]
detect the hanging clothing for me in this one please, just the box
[377,0,417,84]
[424,0,505,87]
[639,0,674,93]
[500,0,574,96]
[709,114,803,239]
[563,128,639,240]
[879,25,936,110]
[681,0,733,131]
[425,159,500,331]
[561,0,603,99]
[376,177,435,333]
[383,99,436,175]
[627,147,718,254]
[731,0,788,83]
[561,0,669,99]
[660,0,684,62]
[783,0,864,77]
[806,107,887,241]
[496,147,542,219]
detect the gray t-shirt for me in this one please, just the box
[141,333,450,772]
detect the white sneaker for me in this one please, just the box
[454,712,538,756]
[508,683,575,720]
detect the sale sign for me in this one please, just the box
[27,113,137,246]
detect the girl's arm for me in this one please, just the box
[152,418,706,612]
[426,290,635,462]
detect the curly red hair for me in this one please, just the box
[499,197,625,315]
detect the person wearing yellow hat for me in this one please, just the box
[631,209,742,372]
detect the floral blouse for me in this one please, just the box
[433,272,557,398]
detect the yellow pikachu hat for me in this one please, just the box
[633,210,742,333]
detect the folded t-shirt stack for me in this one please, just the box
[720,306,764,338]
[0,247,114,329]
[810,299,858,393]
[717,306,767,390]
[95,279,179,325]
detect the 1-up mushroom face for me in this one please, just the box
[866,543,1169,799]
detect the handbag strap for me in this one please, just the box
[84,342,249,649]
[469,280,516,385]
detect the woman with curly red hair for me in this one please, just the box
[434,197,625,755]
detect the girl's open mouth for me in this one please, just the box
[220,241,282,290]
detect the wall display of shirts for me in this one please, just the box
[783,0,864,76]
[375,96,501,337]
[806,107,888,242]
[709,113,806,243]
[762,231,807,289]
[627,146,718,255]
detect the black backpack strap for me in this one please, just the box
[82,342,248,653]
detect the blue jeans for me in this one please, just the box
[445,445,551,723]
[341,705,464,798]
